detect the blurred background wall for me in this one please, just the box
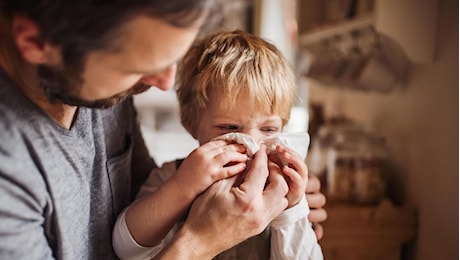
[301,0,458,259]
[134,0,458,259]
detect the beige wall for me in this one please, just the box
[306,0,458,259]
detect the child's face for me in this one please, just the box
[194,90,283,145]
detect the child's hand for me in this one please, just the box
[269,145,308,208]
[172,139,249,198]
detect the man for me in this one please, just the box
[0,1,326,259]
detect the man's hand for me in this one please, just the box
[305,175,327,240]
[158,145,289,259]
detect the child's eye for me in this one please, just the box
[217,125,239,131]
[261,127,279,133]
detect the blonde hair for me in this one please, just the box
[176,30,297,137]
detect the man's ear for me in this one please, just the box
[190,129,198,140]
[12,16,48,64]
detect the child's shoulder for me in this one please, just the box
[137,159,184,199]
[154,159,184,175]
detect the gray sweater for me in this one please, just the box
[0,69,155,259]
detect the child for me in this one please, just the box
[113,30,323,259]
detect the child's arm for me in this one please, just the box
[269,196,324,260]
[268,145,324,259]
[112,140,248,259]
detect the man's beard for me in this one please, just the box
[37,65,151,109]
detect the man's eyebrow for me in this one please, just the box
[129,65,168,75]
[129,56,184,75]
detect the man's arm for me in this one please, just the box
[0,163,54,259]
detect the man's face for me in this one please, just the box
[40,15,201,108]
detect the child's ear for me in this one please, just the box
[12,16,49,64]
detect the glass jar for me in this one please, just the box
[325,124,388,206]
[351,134,388,205]
[326,131,359,203]
[308,119,363,179]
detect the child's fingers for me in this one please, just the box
[282,164,303,184]
[276,146,308,179]
[283,165,306,207]
[283,164,308,196]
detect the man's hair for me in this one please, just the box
[0,0,215,93]
[1,0,213,47]
[177,30,297,137]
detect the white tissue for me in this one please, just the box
[213,132,310,159]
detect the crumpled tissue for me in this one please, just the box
[213,132,310,160]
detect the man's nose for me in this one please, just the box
[140,63,177,91]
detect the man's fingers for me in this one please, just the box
[305,192,326,209]
[233,145,288,221]
[264,162,289,207]
[306,174,321,193]
[312,223,324,240]
[238,145,269,193]
[308,208,328,223]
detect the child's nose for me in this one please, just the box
[244,130,265,143]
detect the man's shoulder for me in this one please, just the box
[0,69,33,127]
[0,98,25,148]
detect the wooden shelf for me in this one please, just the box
[299,15,374,46]
[319,200,417,260]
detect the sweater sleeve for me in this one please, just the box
[269,196,324,260]
[112,209,165,260]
